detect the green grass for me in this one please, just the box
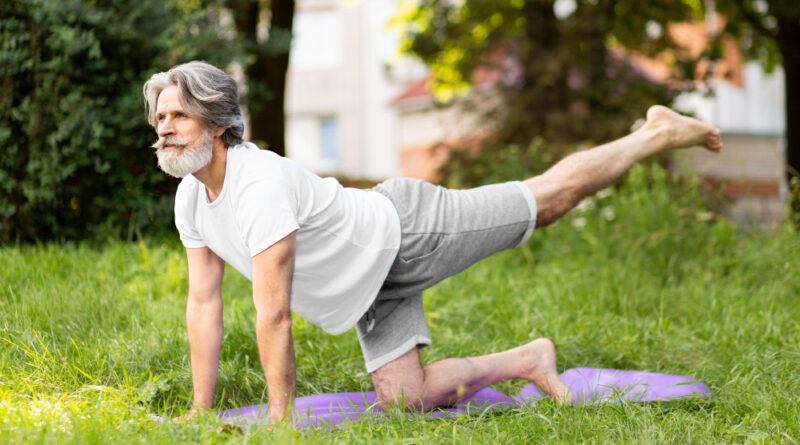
[1,166,799,444]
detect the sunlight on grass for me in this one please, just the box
[1,166,798,443]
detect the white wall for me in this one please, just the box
[671,62,787,224]
[675,62,785,136]
[285,0,407,180]
[672,62,786,182]
[359,0,404,179]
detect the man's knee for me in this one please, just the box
[370,348,425,410]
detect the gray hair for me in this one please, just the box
[143,61,244,146]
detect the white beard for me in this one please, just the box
[153,131,214,178]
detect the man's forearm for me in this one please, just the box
[251,232,297,424]
[186,295,224,408]
[255,313,296,424]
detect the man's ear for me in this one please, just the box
[213,127,225,137]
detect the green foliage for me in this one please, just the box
[711,0,800,198]
[1,168,798,442]
[712,0,799,72]
[544,164,721,266]
[220,0,295,155]
[395,0,699,169]
[395,0,699,99]
[439,137,558,189]
[0,0,239,243]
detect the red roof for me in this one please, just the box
[391,66,503,107]
[392,17,745,107]
[391,77,432,105]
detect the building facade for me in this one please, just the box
[284,0,423,180]
[283,1,787,223]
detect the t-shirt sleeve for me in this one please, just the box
[237,178,300,257]
[174,183,206,249]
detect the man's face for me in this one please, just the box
[152,85,213,178]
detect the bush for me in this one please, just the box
[0,0,236,243]
[437,137,558,189]
[544,163,722,261]
[438,142,726,278]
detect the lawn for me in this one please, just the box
[1,166,798,444]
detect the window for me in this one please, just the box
[286,115,340,170]
[320,118,339,160]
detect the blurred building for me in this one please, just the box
[284,0,423,180]
[284,1,787,223]
[673,65,786,225]
[644,19,787,225]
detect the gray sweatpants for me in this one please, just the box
[356,178,537,372]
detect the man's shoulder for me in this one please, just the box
[228,142,298,186]
[230,141,283,169]
[228,141,281,162]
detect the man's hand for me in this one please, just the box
[172,405,207,423]
[185,247,225,410]
[251,232,298,425]
[172,407,244,435]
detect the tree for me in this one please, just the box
[394,0,709,186]
[0,0,238,242]
[224,0,295,156]
[398,0,799,222]
[711,0,800,219]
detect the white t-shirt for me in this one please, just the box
[174,142,401,335]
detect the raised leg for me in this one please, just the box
[371,338,572,411]
[369,107,722,412]
[525,105,723,227]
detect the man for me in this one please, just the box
[143,61,722,424]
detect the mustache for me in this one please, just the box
[152,136,190,151]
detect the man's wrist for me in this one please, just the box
[268,397,294,424]
[269,411,292,425]
[192,398,213,411]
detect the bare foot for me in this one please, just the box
[519,338,574,405]
[644,105,723,153]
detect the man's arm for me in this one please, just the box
[185,246,225,411]
[251,231,297,424]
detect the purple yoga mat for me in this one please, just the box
[220,368,711,427]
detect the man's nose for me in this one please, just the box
[158,116,175,138]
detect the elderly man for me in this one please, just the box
[143,61,722,423]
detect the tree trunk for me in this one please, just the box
[515,0,567,143]
[776,19,800,219]
[228,0,295,156]
[248,0,294,156]
[777,20,799,182]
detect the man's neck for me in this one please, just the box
[193,141,228,203]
